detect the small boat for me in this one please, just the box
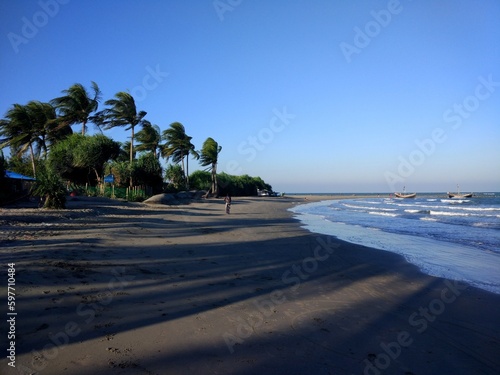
[448,192,473,199]
[394,186,416,198]
[394,192,416,198]
[447,185,473,199]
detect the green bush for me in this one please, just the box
[189,170,211,191]
[31,167,66,209]
[215,172,272,196]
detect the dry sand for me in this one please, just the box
[1,195,499,375]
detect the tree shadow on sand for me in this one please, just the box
[2,200,500,375]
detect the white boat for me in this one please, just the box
[394,186,416,198]
[394,192,416,198]
[448,192,473,199]
[447,185,473,199]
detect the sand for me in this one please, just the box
[1,195,499,375]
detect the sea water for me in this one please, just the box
[289,193,500,294]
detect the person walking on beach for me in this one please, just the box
[224,194,231,214]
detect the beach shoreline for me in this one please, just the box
[1,196,499,374]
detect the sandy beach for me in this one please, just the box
[1,195,499,375]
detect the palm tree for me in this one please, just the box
[135,121,161,158]
[0,101,60,177]
[161,122,199,190]
[100,92,147,164]
[25,101,70,157]
[199,137,222,196]
[51,81,102,135]
[119,141,134,162]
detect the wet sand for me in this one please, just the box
[1,195,499,374]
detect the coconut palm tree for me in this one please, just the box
[199,137,222,196]
[51,81,102,135]
[26,101,70,156]
[161,122,199,190]
[0,101,60,177]
[119,141,134,162]
[99,92,147,164]
[135,121,161,158]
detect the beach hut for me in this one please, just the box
[3,170,35,195]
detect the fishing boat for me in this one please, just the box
[447,185,473,199]
[448,192,473,198]
[394,186,416,198]
[394,192,417,198]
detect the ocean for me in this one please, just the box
[289,193,500,295]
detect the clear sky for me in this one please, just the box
[1,0,499,193]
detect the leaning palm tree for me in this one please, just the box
[25,101,69,157]
[0,101,58,177]
[135,121,161,158]
[161,122,199,190]
[99,92,147,165]
[51,81,102,135]
[199,137,222,196]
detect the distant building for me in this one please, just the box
[3,170,35,195]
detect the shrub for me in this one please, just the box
[189,170,211,191]
[31,167,66,209]
[216,172,272,196]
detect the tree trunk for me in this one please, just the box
[185,155,189,190]
[212,162,218,196]
[93,168,100,184]
[130,125,135,164]
[29,143,36,178]
[129,125,134,187]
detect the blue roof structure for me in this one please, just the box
[5,170,36,181]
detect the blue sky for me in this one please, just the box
[1,0,499,193]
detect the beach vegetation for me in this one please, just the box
[117,141,134,162]
[0,152,6,176]
[135,121,162,158]
[0,101,63,177]
[31,165,66,209]
[6,154,40,179]
[97,92,147,167]
[50,81,102,136]
[165,164,185,191]
[0,81,275,203]
[199,137,222,196]
[217,172,272,196]
[104,161,131,187]
[161,122,199,190]
[130,153,163,192]
[189,170,212,191]
[48,134,120,185]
